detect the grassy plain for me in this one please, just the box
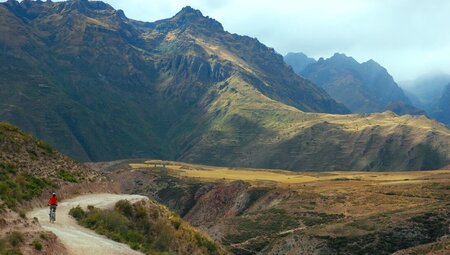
[130,160,450,185]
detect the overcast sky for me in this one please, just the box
[15,0,450,81]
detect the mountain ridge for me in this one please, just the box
[285,52,426,116]
[301,52,413,113]
[0,1,449,170]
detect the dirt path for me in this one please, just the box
[28,193,147,255]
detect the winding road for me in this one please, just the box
[28,193,147,255]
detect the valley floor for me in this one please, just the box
[108,160,450,254]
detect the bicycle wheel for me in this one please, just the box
[49,210,56,223]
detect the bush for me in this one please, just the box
[18,212,26,219]
[70,201,223,255]
[4,249,23,255]
[194,232,218,254]
[69,206,86,221]
[39,233,48,241]
[0,170,50,209]
[59,170,79,183]
[0,239,6,252]
[36,140,53,154]
[8,232,23,247]
[115,200,134,218]
[32,240,42,251]
[0,162,17,174]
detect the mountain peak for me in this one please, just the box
[331,52,353,61]
[62,0,114,13]
[328,52,359,66]
[284,52,316,74]
[161,6,224,32]
[363,59,381,67]
[176,6,203,18]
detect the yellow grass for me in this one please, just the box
[129,160,450,185]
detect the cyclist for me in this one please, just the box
[48,192,58,222]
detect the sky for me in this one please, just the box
[13,0,450,82]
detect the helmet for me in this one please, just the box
[52,192,56,196]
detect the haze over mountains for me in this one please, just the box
[400,72,450,126]
[284,52,450,126]
[0,0,449,170]
[284,52,424,115]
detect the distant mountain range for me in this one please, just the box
[400,72,450,126]
[400,72,450,111]
[284,52,424,115]
[434,83,450,125]
[0,0,449,170]
[284,52,316,74]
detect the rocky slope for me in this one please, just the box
[297,53,422,114]
[0,1,449,170]
[105,160,450,255]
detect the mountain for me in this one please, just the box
[433,83,450,125]
[0,0,348,161]
[0,1,449,170]
[384,101,427,116]
[400,72,450,113]
[284,52,316,73]
[297,53,422,114]
[400,72,450,126]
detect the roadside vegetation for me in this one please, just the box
[69,200,226,255]
[0,162,51,210]
[0,231,24,255]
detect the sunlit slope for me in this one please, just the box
[131,160,450,184]
[176,76,450,170]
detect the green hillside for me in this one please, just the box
[0,1,449,170]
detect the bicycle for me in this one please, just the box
[49,205,57,223]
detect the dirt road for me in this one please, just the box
[28,193,147,255]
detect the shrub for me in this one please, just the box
[0,239,6,252]
[0,162,17,174]
[32,240,42,251]
[59,170,79,183]
[39,233,48,241]
[0,170,50,209]
[36,140,53,154]
[69,206,86,221]
[8,232,23,247]
[18,212,26,219]
[115,200,134,218]
[194,232,218,254]
[70,201,224,255]
[4,248,23,255]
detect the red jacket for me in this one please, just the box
[48,196,58,205]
